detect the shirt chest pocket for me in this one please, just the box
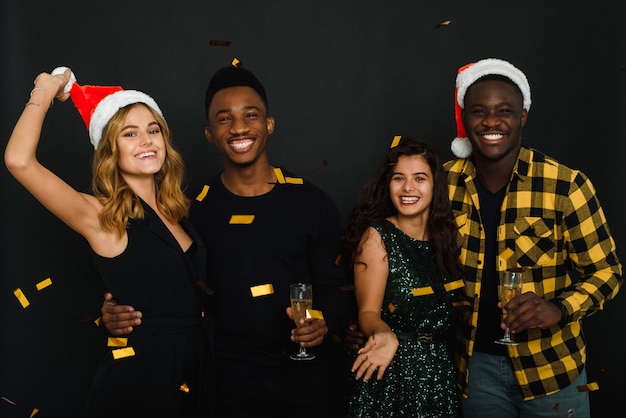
[513,217,556,266]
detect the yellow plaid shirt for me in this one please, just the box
[445,146,622,400]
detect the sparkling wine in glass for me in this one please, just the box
[494,269,523,346]
[290,283,315,361]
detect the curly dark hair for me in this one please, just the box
[342,137,464,281]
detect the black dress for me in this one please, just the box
[84,201,213,418]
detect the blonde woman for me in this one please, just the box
[5,68,213,417]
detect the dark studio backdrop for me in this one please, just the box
[1,1,624,416]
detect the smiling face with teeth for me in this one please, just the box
[388,154,434,225]
[462,78,528,164]
[205,86,275,169]
[115,104,166,179]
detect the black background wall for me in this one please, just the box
[1,1,624,416]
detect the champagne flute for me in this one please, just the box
[289,283,316,361]
[494,269,524,346]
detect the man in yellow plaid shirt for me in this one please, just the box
[446,58,622,417]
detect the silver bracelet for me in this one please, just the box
[30,87,46,96]
[25,100,53,108]
[29,87,53,108]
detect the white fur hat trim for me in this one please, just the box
[89,90,163,149]
[456,58,531,110]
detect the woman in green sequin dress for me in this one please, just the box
[342,138,464,417]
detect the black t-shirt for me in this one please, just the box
[189,170,352,373]
[473,177,508,356]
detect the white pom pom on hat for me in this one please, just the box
[451,58,531,159]
[50,66,163,150]
[51,66,77,93]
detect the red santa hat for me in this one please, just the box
[51,67,163,150]
[451,58,532,158]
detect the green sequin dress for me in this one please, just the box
[348,219,460,418]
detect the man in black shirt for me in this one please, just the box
[102,61,352,417]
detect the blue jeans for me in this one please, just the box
[461,351,590,418]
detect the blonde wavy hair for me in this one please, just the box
[91,103,190,236]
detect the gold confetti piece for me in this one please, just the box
[232,58,241,68]
[435,20,452,28]
[339,285,355,292]
[13,288,30,308]
[107,337,128,347]
[390,135,402,148]
[388,303,396,313]
[112,347,135,360]
[209,40,231,47]
[30,408,40,418]
[229,215,255,224]
[197,281,215,295]
[306,309,324,319]
[444,279,465,292]
[577,382,600,392]
[196,185,210,201]
[285,177,303,184]
[1,396,16,405]
[94,317,102,326]
[36,277,52,291]
[180,382,190,393]
[250,284,274,297]
[274,167,286,184]
[412,286,434,296]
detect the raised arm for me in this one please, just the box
[4,69,119,255]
